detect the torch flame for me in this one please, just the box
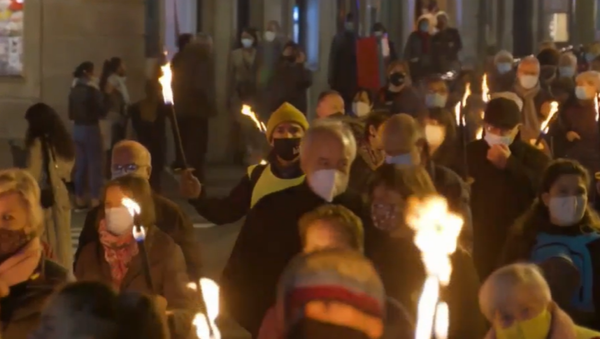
[159,63,174,105]
[406,196,463,339]
[595,95,599,122]
[434,302,450,339]
[122,198,145,241]
[259,160,267,165]
[540,101,559,133]
[188,279,221,339]
[454,82,471,126]
[476,111,485,139]
[241,105,267,133]
[481,74,489,103]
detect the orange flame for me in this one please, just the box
[453,83,470,126]
[540,101,558,133]
[481,74,489,103]
[188,279,221,339]
[158,63,173,104]
[241,105,267,133]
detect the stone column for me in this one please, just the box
[574,0,596,45]
[380,0,403,49]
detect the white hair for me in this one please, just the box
[0,168,43,235]
[576,71,600,92]
[559,52,577,67]
[518,56,541,72]
[494,50,514,64]
[112,140,152,166]
[479,263,551,320]
[299,119,357,162]
[490,92,524,111]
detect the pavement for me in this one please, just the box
[70,165,251,339]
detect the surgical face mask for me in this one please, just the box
[425,125,446,147]
[344,22,354,31]
[559,66,575,78]
[385,153,419,166]
[518,75,538,89]
[496,309,551,339]
[548,195,586,226]
[425,93,448,108]
[575,86,595,100]
[264,31,276,42]
[374,30,383,37]
[419,23,429,32]
[497,62,513,74]
[241,38,254,48]
[484,130,515,147]
[389,72,406,87]
[352,102,371,117]
[586,53,596,63]
[105,206,135,235]
[272,137,301,161]
[308,169,349,202]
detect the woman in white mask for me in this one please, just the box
[501,159,600,330]
[561,71,600,192]
[425,106,463,176]
[75,175,195,339]
[351,88,374,118]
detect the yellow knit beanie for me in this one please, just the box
[266,103,309,141]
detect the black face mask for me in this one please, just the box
[284,55,296,63]
[389,72,405,87]
[273,138,301,161]
[0,229,30,262]
[286,318,371,339]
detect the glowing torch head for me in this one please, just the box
[159,63,174,105]
[188,278,221,339]
[122,198,144,241]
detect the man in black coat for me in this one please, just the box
[467,97,550,280]
[432,12,462,74]
[220,119,373,337]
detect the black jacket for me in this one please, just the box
[74,192,202,281]
[220,181,373,337]
[265,61,312,115]
[368,235,485,339]
[467,139,550,279]
[68,80,107,125]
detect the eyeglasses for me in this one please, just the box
[112,163,140,173]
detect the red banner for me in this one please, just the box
[356,37,381,91]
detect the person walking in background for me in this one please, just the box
[25,103,75,268]
[228,27,261,165]
[130,80,167,193]
[372,22,398,87]
[171,32,216,182]
[99,57,130,153]
[375,60,426,118]
[265,41,312,114]
[328,13,358,111]
[0,169,70,339]
[69,61,107,210]
[489,50,516,94]
[404,15,435,83]
[257,20,287,114]
[432,12,462,74]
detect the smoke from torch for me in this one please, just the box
[406,196,464,339]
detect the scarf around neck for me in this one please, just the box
[514,81,541,141]
[0,237,42,297]
[98,220,139,289]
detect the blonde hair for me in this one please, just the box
[112,140,152,167]
[576,71,600,92]
[0,168,43,235]
[300,119,357,162]
[298,205,364,252]
[518,56,541,72]
[479,263,551,320]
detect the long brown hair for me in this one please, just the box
[367,164,437,199]
[502,159,600,265]
[98,175,156,229]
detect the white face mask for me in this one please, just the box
[264,31,276,42]
[484,130,515,147]
[575,85,596,100]
[548,196,586,226]
[519,75,538,89]
[105,206,134,235]
[241,38,254,48]
[308,169,349,202]
[385,153,419,166]
[425,125,445,147]
[352,102,371,117]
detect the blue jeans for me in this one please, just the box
[73,124,103,200]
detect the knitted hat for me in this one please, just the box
[484,97,522,130]
[266,103,309,141]
[277,250,385,338]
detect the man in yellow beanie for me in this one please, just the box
[180,102,309,224]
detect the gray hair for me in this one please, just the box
[112,140,152,167]
[559,52,577,67]
[576,71,600,92]
[0,168,43,235]
[494,50,514,64]
[195,32,213,45]
[518,56,541,72]
[479,263,551,320]
[299,119,357,162]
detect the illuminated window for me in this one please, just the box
[549,13,568,42]
[293,5,300,43]
[0,0,23,76]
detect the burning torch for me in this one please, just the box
[123,198,154,292]
[534,101,559,148]
[454,82,470,179]
[241,105,268,165]
[188,279,221,339]
[158,62,188,170]
[406,196,464,339]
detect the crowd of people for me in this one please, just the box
[3,9,600,339]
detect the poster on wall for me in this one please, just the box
[0,0,23,76]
